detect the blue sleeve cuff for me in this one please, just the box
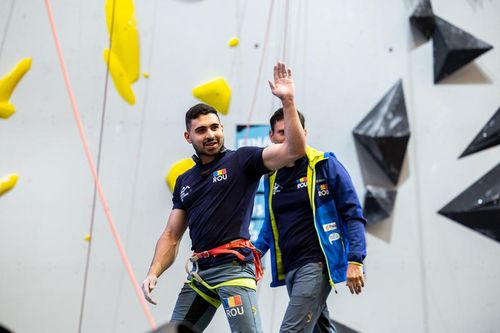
[347,252,365,264]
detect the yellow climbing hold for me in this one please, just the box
[0,102,15,119]
[0,58,32,119]
[0,174,18,196]
[84,234,91,241]
[166,158,195,192]
[192,77,231,115]
[104,49,136,104]
[104,0,140,105]
[142,72,149,78]
[228,37,240,47]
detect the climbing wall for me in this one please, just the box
[0,0,499,332]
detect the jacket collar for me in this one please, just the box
[305,146,328,167]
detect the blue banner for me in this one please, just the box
[236,125,271,242]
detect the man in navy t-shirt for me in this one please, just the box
[255,109,367,333]
[141,62,306,333]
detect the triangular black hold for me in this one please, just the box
[353,80,411,186]
[354,134,410,184]
[460,107,500,158]
[438,163,500,241]
[363,186,397,224]
[0,324,13,333]
[409,0,435,40]
[433,16,493,83]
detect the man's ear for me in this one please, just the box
[184,131,191,143]
[269,129,274,140]
[304,128,308,137]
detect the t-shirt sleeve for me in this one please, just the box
[172,174,186,210]
[236,146,270,177]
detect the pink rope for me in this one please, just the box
[244,0,275,141]
[43,0,157,329]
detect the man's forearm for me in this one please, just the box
[147,231,180,277]
[282,97,306,157]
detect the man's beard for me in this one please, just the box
[193,137,224,158]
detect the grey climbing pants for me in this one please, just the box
[280,262,337,333]
[171,262,262,333]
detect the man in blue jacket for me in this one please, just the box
[255,109,367,333]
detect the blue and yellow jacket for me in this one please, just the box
[255,146,367,288]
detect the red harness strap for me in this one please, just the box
[192,239,263,282]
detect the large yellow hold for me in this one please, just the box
[0,58,32,119]
[0,174,18,196]
[192,77,232,115]
[104,0,140,105]
[166,158,195,192]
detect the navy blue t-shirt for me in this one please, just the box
[272,156,324,273]
[172,147,269,268]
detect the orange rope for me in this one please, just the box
[43,0,157,329]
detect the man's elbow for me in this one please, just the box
[160,229,181,246]
[288,141,306,159]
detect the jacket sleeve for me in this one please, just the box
[254,175,271,256]
[254,215,271,256]
[326,154,367,263]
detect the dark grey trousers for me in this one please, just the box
[171,262,262,333]
[281,262,337,333]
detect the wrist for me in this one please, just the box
[348,261,363,267]
[147,267,160,278]
[347,252,365,263]
[280,96,295,106]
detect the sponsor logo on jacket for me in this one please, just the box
[328,232,340,244]
[317,183,330,197]
[322,222,337,232]
[213,168,228,183]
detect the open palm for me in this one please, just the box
[269,62,295,100]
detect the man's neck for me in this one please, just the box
[285,155,306,168]
[200,155,216,165]
[196,145,227,164]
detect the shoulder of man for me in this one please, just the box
[235,146,263,153]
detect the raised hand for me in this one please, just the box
[268,61,295,101]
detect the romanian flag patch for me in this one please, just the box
[223,295,242,308]
[213,168,227,177]
[296,177,307,184]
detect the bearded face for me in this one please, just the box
[184,113,224,163]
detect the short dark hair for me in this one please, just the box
[185,103,220,130]
[269,108,305,131]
